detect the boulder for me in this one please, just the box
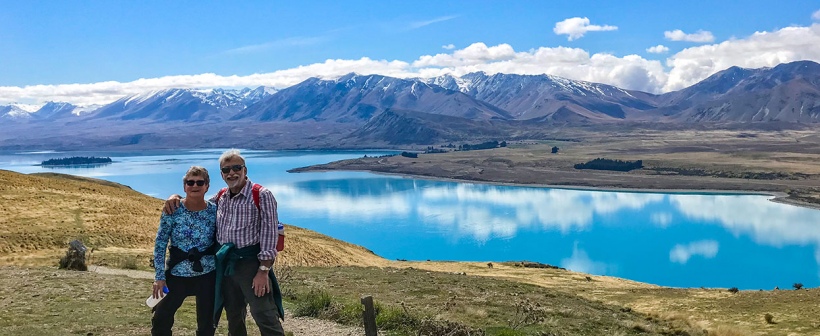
[58,240,88,271]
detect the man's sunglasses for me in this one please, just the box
[185,180,207,186]
[221,165,245,174]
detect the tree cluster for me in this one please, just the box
[41,156,112,166]
[424,146,448,154]
[400,152,419,158]
[574,158,643,172]
[458,140,505,151]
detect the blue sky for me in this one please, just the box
[1,1,820,105]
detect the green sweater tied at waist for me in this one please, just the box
[213,243,284,326]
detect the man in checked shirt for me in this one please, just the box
[165,149,284,336]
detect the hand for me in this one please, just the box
[163,195,182,215]
[152,280,167,299]
[251,271,270,297]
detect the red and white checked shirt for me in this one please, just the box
[209,178,279,260]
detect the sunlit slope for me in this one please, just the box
[0,170,160,256]
[0,169,385,267]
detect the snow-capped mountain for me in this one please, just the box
[3,60,820,150]
[0,104,37,121]
[0,102,104,122]
[86,86,275,122]
[426,72,657,121]
[233,74,512,122]
[33,102,78,120]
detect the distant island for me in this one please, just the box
[40,156,113,166]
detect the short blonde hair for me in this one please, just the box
[218,149,245,167]
[183,166,210,184]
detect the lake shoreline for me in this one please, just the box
[291,158,820,211]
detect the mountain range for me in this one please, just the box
[1,60,819,149]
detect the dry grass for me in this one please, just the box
[0,169,386,269]
[0,170,161,264]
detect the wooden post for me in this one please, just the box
[361,295,378,336]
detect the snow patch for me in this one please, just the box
[11,103,43,112]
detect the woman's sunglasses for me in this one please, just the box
[220,165,244,174]
[185,180,207,186]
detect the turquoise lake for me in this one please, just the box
[2,149,819,290]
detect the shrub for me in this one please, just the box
[727,287,739,294]
[376,303,420,331]
[293,290,332,317]
[793,283,804,290]
[121,256,139,270]
[764,313,775,324]
[418,317,485,336]
[509,299,547,330]
[274,263,294,296]
[322,301,362,325]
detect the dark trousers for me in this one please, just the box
[223,259,284,336]
[151,272,216,336]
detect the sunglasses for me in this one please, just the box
[185,180,207,186]
[220,165,245,174]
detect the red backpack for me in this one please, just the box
[216,184,285,252]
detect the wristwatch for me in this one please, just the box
[258,265,271,271]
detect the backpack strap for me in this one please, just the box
[251,183,262,210]
[215,185,260,210]
[216,188,227,203]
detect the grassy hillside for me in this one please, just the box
[0,170,161,267]
[0,169,385,269]
[4,169,820,335]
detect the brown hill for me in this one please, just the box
[0,169,384,268]
[5,169,820,334]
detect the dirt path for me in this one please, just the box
[93,266,367,336]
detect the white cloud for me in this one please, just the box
[412,43,668,94]
[442,44,455,50]
[222,36,329,55]
[650,212,673,227]
[416,185,664,239]
[413,42,517,67]
[257,181,668,242]
[669,240,719,264]
[646,45,669,54]
[407,15,458,30]
[664,29,715,43]
[0,57,414,105]
[3,23,820,105]
[813,9,820,21]
[561,243,612,275]
[553,17,618,41]
[663,24,820,91]
[417,205,519,242]
[271,184,412,220]
[670,194,820,247]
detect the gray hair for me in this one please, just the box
[183,166,210,184]
[218,149,246,166]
